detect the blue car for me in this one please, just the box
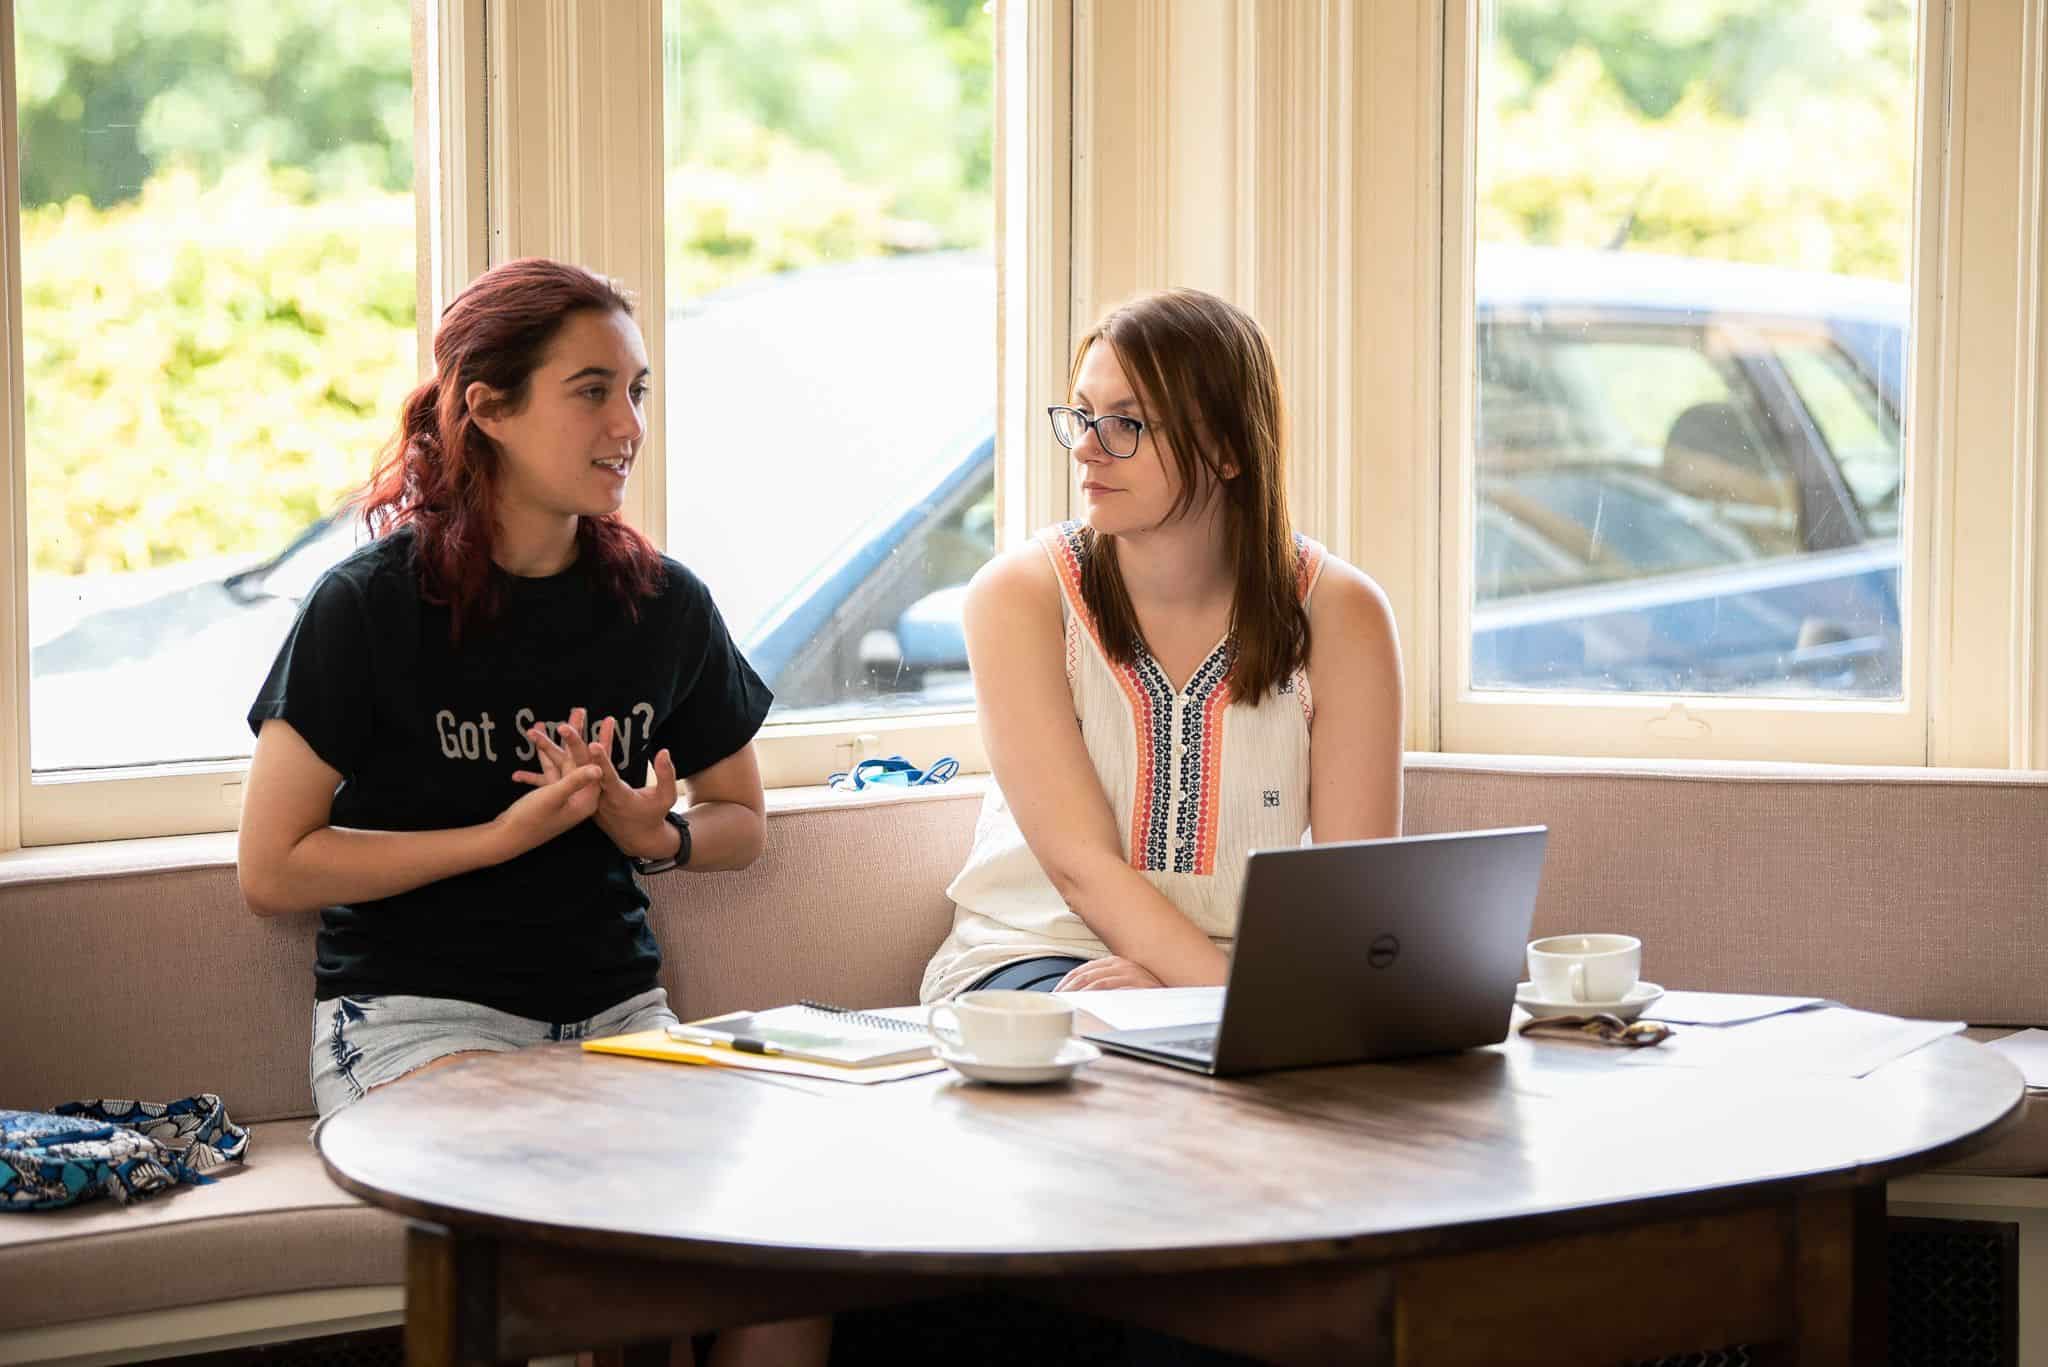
[1467,245,1903,696]
[758,244,1907,713]
[30,247,1906,771]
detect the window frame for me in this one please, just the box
[0,0,491,846]
[1434,0,1949,765]
[8,0,2048,852]
[1,0,1068,845]
[0,0,21,852]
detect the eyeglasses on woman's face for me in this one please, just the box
[1047,405,1147,459]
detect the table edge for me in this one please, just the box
[318,1036,2030,1275]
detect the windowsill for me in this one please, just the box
[0,775,994,890]
[10,753,2048,889]
[1400,751,2048,785]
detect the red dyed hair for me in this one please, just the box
[358,257,665,640]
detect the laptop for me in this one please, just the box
[1084,826,1548,1076]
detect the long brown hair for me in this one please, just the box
[358,257,664,641]
[1075,288,1306,702]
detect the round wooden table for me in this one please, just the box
[318,1026,2022,1366]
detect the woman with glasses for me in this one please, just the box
[236,257,825,1367]
[920,287,1404,1003]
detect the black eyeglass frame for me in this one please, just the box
[1046,404,1148,459]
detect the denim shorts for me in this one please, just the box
[968,956,1088,992]
[309,986,679,1118]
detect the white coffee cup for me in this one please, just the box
[1527,933,1642,1004]
[926,990,1074,1065]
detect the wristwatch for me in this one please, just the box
[631,809,692,875]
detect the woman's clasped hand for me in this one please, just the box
[516,707,683,862]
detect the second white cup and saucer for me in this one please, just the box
[927,990,1102,1085]
[1515,933,1666,1022]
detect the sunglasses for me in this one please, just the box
[1518,1013,1674,1048]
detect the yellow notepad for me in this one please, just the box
[581,1029,947,1084]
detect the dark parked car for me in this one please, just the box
[1466,244,1903,695]
[786,244,1907,707]
[29,246,1906,769]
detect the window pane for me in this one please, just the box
[22,2,415,772]
[1776,337,1903,539]
[662,0,996,725]
[1470,1,1912,700]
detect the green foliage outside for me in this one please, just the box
[22,0,1909,575]
[664,0,994,299]
[15,0,413,211]
[23,172,415,576]
[24,0,993,577]
[1483,0,1916,281]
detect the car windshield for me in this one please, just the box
[1475,318,1823,601]
[664,252,995,645]
[1478,466,1756,599]
[28,245,1910,768]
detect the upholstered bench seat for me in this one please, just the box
[2,762,2043,1360]
[1944,1029,2048,1177]
[0,1120,401,1335]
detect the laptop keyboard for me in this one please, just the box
[1151,1031,1218,1054]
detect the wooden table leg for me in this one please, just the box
[1853,1183,1889,1362]
[1753,1186,1886,1366]
[589,1345,673,1367]
[406,1222,520,1367]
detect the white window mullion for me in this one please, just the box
[0,0,24,853]
[2010,0,2048,769]
[419,0,490,337]
[1238,0,1442,754]
[487,0,665,547]
[1076,1,1437,750]
[1930,0,2048,770]
[999,0,1075,543]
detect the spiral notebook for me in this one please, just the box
[666,999,934,1067]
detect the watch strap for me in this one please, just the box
[632,809,691,875]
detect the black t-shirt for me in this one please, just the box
[247,527,772,1022]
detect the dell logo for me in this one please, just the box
[1367,934,1400,969]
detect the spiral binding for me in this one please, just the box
[797,999,928,1034]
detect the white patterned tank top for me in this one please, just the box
[920,521,1328,1002]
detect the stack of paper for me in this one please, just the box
[1050,986,1224,1030]
[1644,991,1827,1026]
[1616,1004,1963,1079]
[1985,1029,2048,1091]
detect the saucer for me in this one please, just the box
[935,1038,1101,1085]
[1514,980,1665,1022]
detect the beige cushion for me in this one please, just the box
[0,1120,402,1333]
[1938,1100,2048,1177]
[1406,756,2048,1027]
[0,760,2040,1348]
[0,788,983,1124]
[3,761,2043,1160]
[646,788,979,1020]
[1932,1030,2048,1177]
[0,860,316,1123]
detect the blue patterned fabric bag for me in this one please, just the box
[0,1094,249,1211]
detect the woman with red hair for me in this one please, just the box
[238,257,823,1362]
[238,254,761,1080]
[240,253,764,1086]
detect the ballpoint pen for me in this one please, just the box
[667,1027,783,1056]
